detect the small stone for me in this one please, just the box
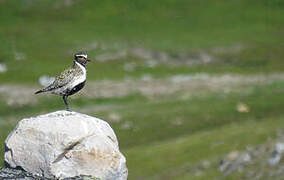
[240,153,251,163]
[227,151,240,161]
[108,112,121,123]
[219,161,230,172]
[0,63,7,73]
[237,103,250,113]
[268,142,284,166]
[276,142,284,153]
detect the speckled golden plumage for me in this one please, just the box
[35,52,91,111]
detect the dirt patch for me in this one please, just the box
[95,48,217,66]
[0,84,38,105]
[83,73,284,98]
[75,42,243,66]
[0,73,283,106]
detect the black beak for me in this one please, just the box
[87,59,91,62]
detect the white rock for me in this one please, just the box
[0,63,7,73]
[4,110,128,180]
[268,152,281,166]
[276,142,284,153]
[268,142,284,166]
[39,75,55,87]
[240,153,251,162]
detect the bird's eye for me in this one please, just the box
[76,55,87,59]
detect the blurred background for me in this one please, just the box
[0,0,283,179]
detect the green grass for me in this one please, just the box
[0,0,283,84]
[1,81,284,148]
[126,118,283,179]
[0,0,283,179]
[1,81,284,179]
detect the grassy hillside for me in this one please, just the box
[0,0,283,83]
[0,0,283,179]
[1,81,284,179]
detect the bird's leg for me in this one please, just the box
[63,95,70,111]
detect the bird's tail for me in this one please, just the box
[35,89,45,94]
[35,87,50,94]
[35,85,55,94]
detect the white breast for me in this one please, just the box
[70,61,87,88]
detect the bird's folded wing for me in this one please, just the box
[49,68,76,89]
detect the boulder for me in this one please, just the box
[4,110,128,180]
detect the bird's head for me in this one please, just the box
[74,52,91,66]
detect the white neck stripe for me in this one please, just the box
[75,61,86,72]
[76,54,87,59]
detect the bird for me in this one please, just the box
[35,52,91,111]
